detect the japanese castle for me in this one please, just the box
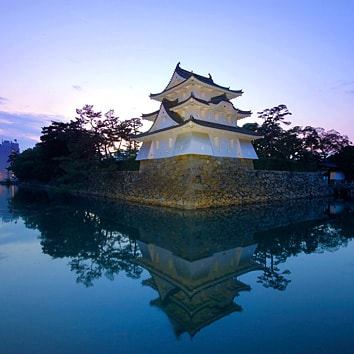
[135,63,261,160]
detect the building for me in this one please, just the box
[135,63,262,160]
[0,140,20,181]
[82,65,330,209]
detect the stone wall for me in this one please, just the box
[83,155,331,209]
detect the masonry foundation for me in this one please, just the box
[83,155,331,209]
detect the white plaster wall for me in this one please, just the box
[210,134,238,158]
[165,73,184,90]
[207,134,258,159]
[137,136,177,160]
[149,110,178,133]
[138,133,258,160]
[239,140,259,159]
[137,141,152,160]
[173,132,213,156]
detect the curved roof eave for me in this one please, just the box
[236,108,252,115]
[211,100,251,117]
[170,94,250,120]
[161,101,184,124]
[176,63,244,95]
[136,102,184,137]
[190,117,263,138]
[134,116,263,140]
[170,94,209,111]
[150,74,243,101]
[141,110,159,121]
[161,62,184,92]
[161,62,215,92]
[175,62,214,84]
[172,93,252,119]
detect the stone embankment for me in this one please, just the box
[82,155,331,210]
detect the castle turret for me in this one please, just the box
[135,63,262,160]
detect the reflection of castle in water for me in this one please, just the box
[137,241,260,337]
[10,188,351,335]
[128,197,338,337]
[135,222,261,337]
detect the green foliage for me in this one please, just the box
[244,104,352,170]
[10,105,142,185]
[9,147,55,183]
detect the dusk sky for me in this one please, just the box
[1,0,353,150]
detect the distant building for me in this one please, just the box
[0,140,20,180]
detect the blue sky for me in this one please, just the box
[1,0,353,150]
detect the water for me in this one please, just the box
[1,185,353,354]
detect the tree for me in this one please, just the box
[10,105,143,184]
[8,147,50,182]
[252,104,293,159]
[38,119,102,184]
[75,105,142,159]
[122,118,143,158]
[315,128,351,159]
[244,104,351,165]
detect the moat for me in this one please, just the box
[1,185,353,353]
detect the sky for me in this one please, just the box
[1,0,354,150]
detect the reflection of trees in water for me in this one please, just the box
[12,189,143,286]
[254,215,353,291]
[67,229,142,287]
[12,188,354,290]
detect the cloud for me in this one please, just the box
[346,90,354,95]
[0,111,67,150]
[72,85,83,91]
[0,117,14,125]
[0,96,8,105]
[332,80,354,90]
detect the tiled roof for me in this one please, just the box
[170,93,251,116]
[190,117,262,136]
[162,100,184,124]
[141,110,159,119]
[150,63,243,98]
[210,93,229,104]
[172,92,209,107]
[134,116,262,139]
[141,99,183,123]
[235,108,252,115]
[175,63,243,94]
[175,62,214,85]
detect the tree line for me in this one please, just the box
[10,105,142,185]
[243,104,350,161]
[243,104,353,177]
[9,103,354,185]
